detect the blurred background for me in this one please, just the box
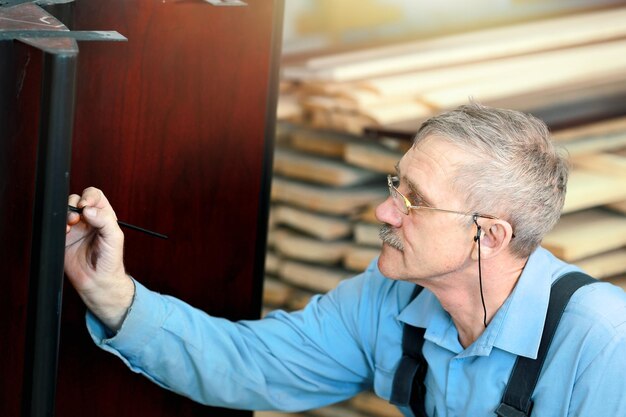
[261,1,626,416]
[281,0,624,55]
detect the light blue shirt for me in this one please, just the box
[87,247,626,416]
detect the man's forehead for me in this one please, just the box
[397,138,465,178]
[397,138,472,205]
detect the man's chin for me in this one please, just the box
[377,246,402,280]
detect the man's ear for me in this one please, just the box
[471,220,514,261]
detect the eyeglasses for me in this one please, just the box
[387,175,499,220]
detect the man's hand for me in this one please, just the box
[65,187,134,332]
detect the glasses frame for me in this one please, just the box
[387,175,500,220]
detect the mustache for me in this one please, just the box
[379,224,404,251]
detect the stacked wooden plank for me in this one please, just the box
[542,122,626,283]
[279,7,626,135]
[266,124,389,298]
[261,7,626,417]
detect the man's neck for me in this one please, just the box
[422,256,527,349]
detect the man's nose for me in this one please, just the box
[375,197,402,228]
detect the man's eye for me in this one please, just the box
[407,192,423,206]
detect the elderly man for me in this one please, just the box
[65,103,626,416]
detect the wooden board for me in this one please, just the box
[306,404,367,417]
[572,153,626,177]
[366,81,626,141]
[355,204,383,224]
[349,41,626,107]
[575,249,626,279]
[561,131,626,157]
[265,251,281,275]
[421,42,626,110]
[272,204,353,241]
[355,101,433,126]
[344,246,380,272]
[285,288,314,311]
[292,40,626,133]
[274,148,379,186]
[276,94,302,122]
[350,392,404,417]
[353,222,383,247]
[300,7,626,71]
[262,277,294,307]
[289,127,358,158]
[271,177,387,215]
[278,260,352,293]
[562,168,626,213]
[606,275,626,291]
[552,116,626,142]
[272,228,351,264]
[283,7,626,82]
[607,201,626,215]
[542,209,626,261]
[344,142,402,173]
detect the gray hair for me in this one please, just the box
[414,102,569,258]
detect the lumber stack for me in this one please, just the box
[266,125,389,297]
[279,7,626,135]
[265,119,626,297]
[261,7,626,417]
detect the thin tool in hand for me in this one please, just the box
[68,205,168,239]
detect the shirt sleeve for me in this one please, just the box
[567,318,626,416]
[86,272,378,412]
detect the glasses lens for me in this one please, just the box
[389,187,408,215]
[387,175,409,215]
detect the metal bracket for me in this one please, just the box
[0,30,126,41]
[0,0,73,8]
[204,0,247,6]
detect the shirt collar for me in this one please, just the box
[489,248,552,359]
[397,286,464,354]
[395,248,554,359]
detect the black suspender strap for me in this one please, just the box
[389,272,597,417]
[495,272,597,417]
[390,285,428,417]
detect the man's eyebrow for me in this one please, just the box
[394,162,432,206]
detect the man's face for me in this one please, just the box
[375,136,477,282]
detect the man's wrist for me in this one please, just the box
[84,274,136,333]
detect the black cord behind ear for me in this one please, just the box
[473,215,488,328]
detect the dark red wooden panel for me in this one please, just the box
[0,42,43,417]
[69,0,277,313]
[1,1,281,414]
[57,0,274,416]
[62,0,280,416]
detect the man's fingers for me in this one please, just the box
[67,194,81,226]
[79,187,113,212]
[67,189,121,241]
[81,205,123,241]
